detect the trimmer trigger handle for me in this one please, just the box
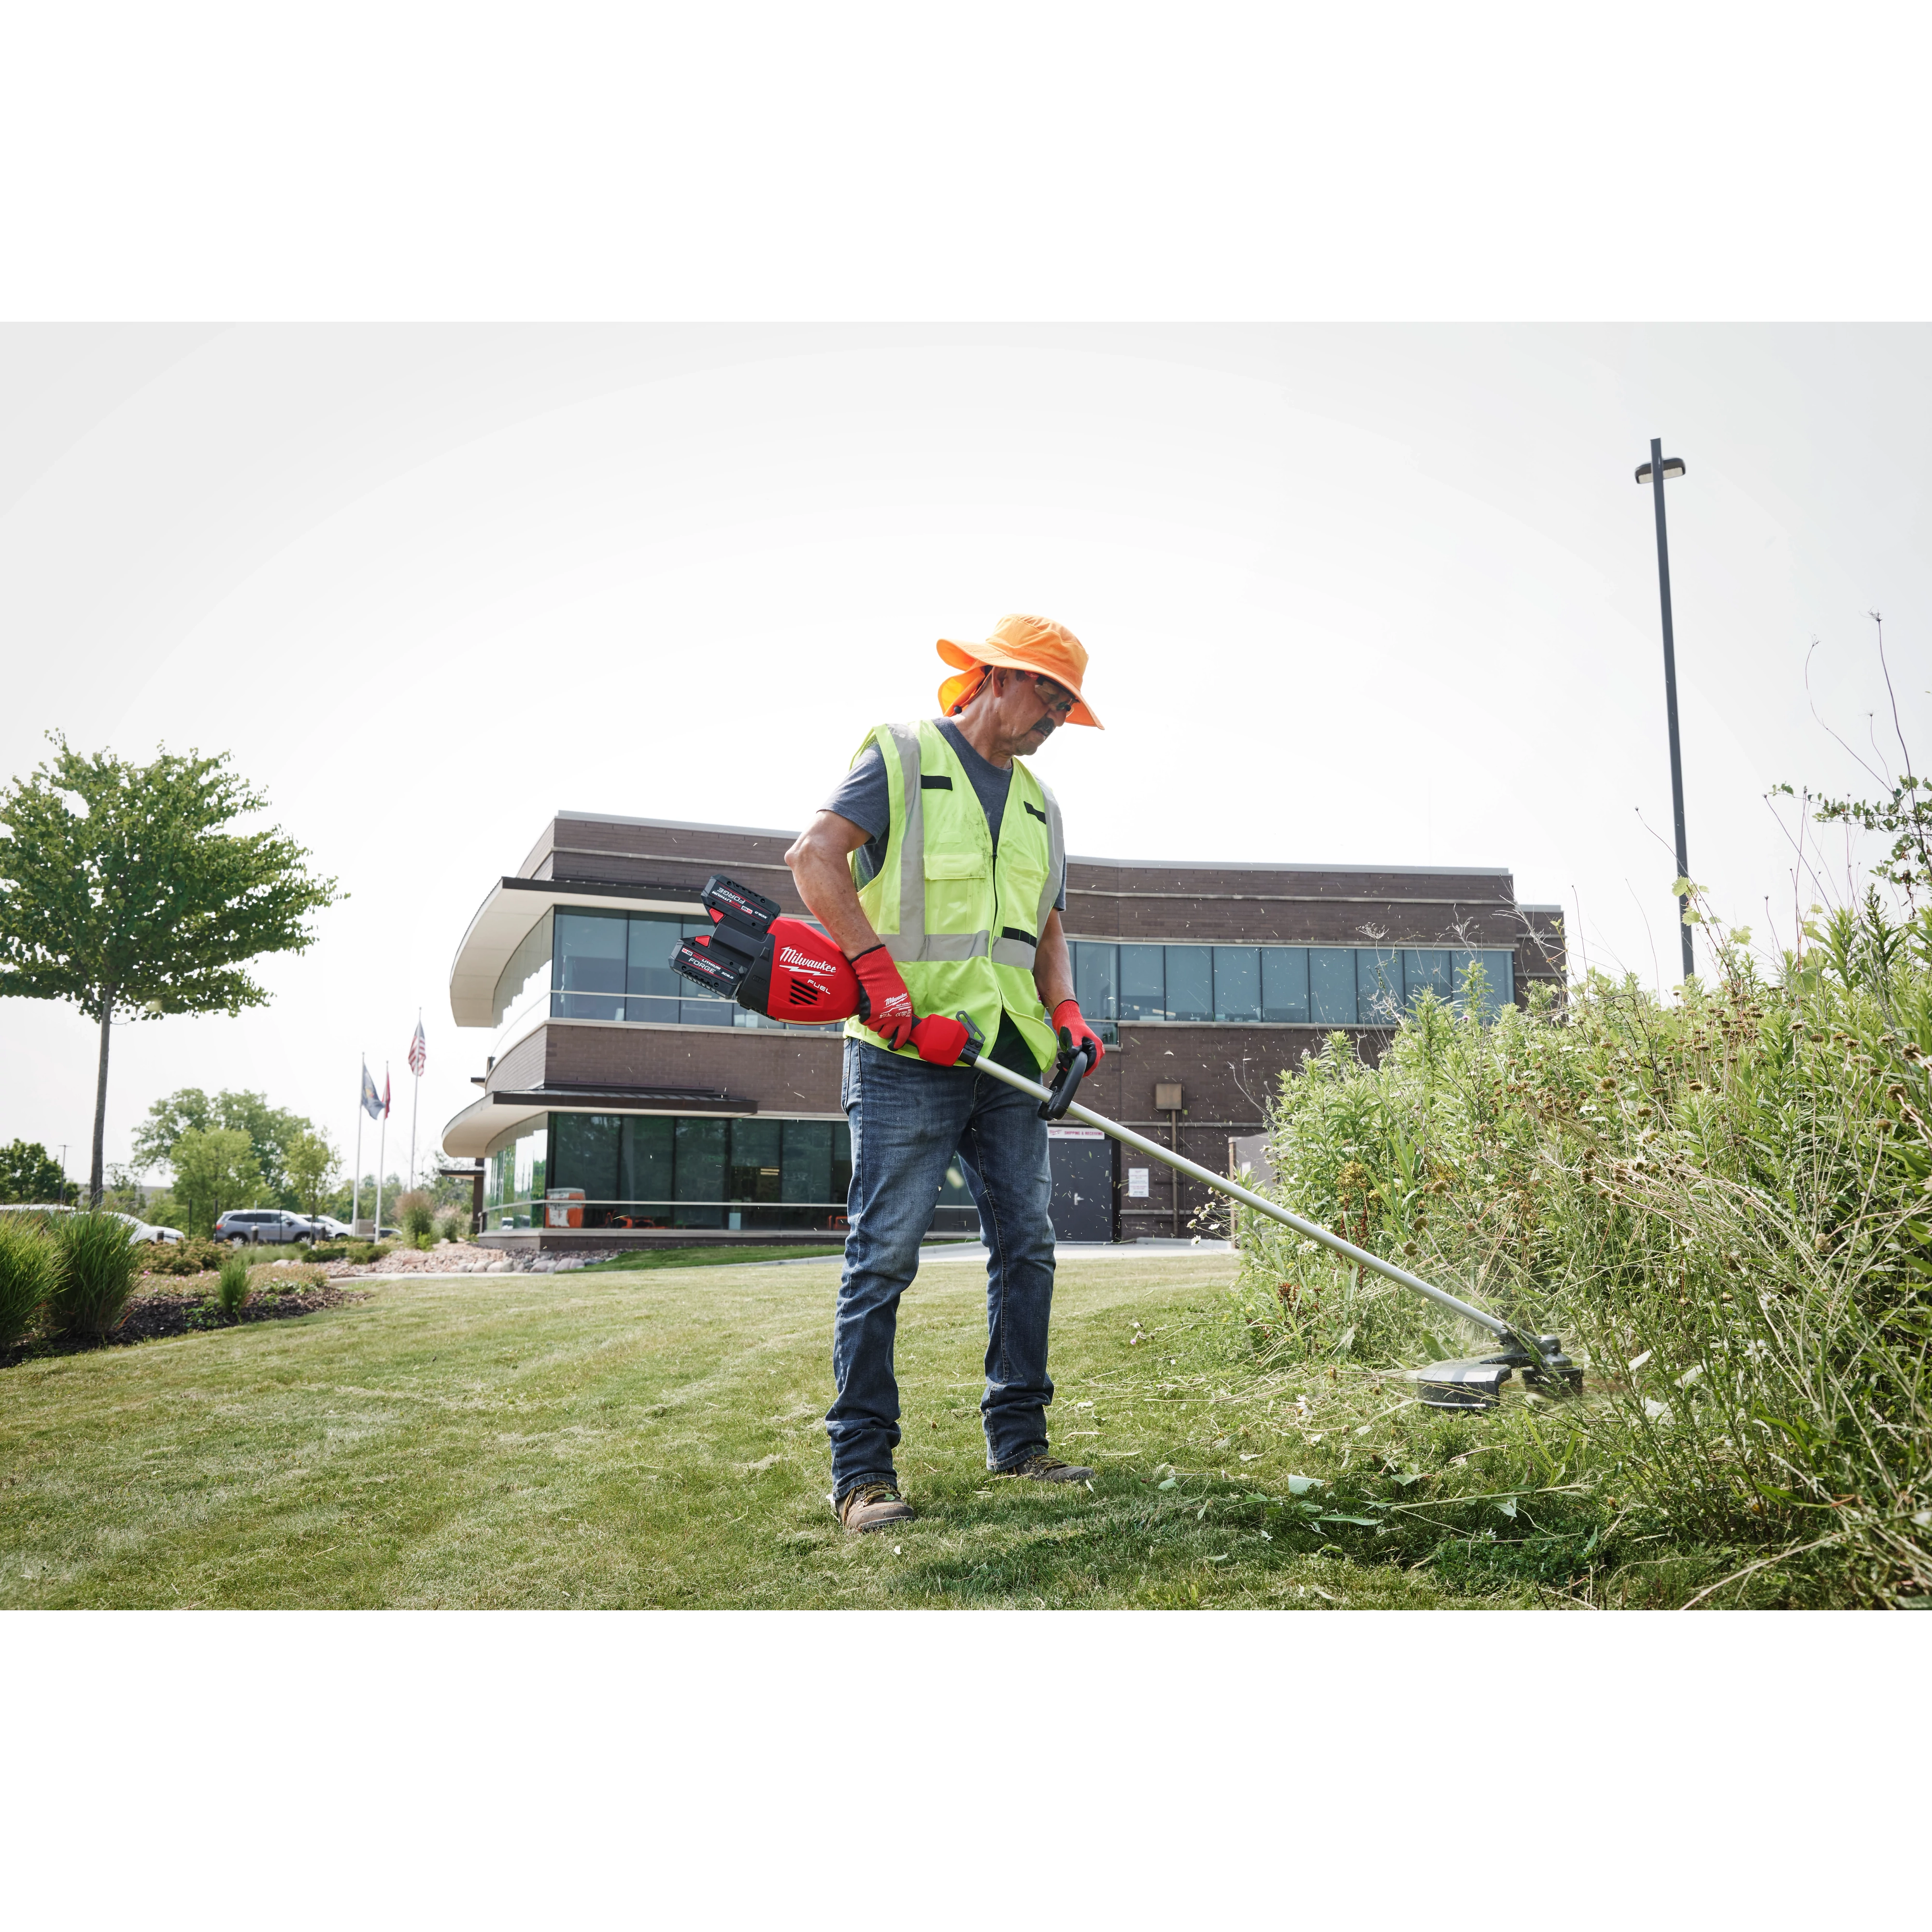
[954,1011,985,1066]
[1039,1041,1095,1121]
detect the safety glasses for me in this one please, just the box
[1026,673,1078,718]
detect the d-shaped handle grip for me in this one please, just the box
[1039,1042,1095,1121]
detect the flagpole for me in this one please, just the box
[374,1062,389,1236]
[352,1055,366,1229]
[409,1008,421,1193]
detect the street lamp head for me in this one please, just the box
[1635,458,1686,484]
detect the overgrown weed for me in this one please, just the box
[1226,902,1932,1608]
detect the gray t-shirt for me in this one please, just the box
[819,720,1066,913]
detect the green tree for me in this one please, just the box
[285,1129,341,1219]
[129,1089,216,1169]
[101,1162,152,1217]
[170,1126,265,1237]
[132,1087,313,1204]
[0,1139,71,1205]
[0,738,339,1206]
[142,1189,184,1233]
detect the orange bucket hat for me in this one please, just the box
[936,613,1103,728]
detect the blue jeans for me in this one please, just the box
[828,1037,1058,1502]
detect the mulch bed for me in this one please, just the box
[0,1281,369,1369]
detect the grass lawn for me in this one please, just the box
[0,1249,1523,1609]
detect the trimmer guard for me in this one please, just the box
[1413,1335,1584,1411]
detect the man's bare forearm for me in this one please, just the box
[784,812,885,959]
[1033,908,1074,1012]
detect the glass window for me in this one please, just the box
[620,1116,674,1209]
[1118,944,1165,1022]
[1483,950,1515,1008]
[1404,949,1452,1007]
[625,914,684,1024]
[484,1121,547,1228]
[1309,948,1357,1025]
[728,1119,784,1202]
[552,1112,620,1202]
[831,1122,853,1202]
[1073,941,1118,1021]
[781,1120,833,1204]
[553,910,627,1021]
[492,909,554,1027]
[937,1156,976,1212]
[673,1117,727,1226]
[1262,947,1309,1023]
[1356,948,1402,1024]
[1454,949,1516,1016]
[1165,945,1212,1021]
[1212,947,1261,1022]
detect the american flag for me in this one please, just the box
[408,1018,427,1078]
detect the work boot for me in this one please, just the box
[996,1453,1094,1483]
[838,1483,914,1534]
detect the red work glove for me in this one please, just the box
[851,945,916,1050]
[1052,999,1106,1066]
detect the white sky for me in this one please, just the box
[3,323,1927,1183]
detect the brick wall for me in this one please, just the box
[540,1022,843,1113]
[528,816,814,915]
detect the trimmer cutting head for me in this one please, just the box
[1414,1334,1583,1410]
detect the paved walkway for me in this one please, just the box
[356,1238,1234,1281]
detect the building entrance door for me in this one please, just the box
[1048,1127,1113,1243]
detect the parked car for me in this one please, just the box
[213,1208,319,1246]
[0,1204,180,1243]
[110,1210,182,1244]
[311,1216,404,1241]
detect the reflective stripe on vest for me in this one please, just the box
[843,720,1064,1065]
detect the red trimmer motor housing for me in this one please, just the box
[670,876,863,1024]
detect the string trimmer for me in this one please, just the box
[672,874,1581,1410]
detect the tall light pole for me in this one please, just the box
[1636,439,1694,981]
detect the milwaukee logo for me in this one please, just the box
[780,945,838,976]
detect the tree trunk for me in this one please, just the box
[89,987,114,1208]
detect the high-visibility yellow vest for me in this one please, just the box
[842,720,1065,1070]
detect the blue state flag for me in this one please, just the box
[361,1060,384,1121]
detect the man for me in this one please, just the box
[784,613,1112,1533]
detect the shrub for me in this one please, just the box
[217,1250,251,1319]
[47,1210,141,1341]
[142,1236,228,1277]
[309,1243,348,1263]
[437,1210,469,1244]
[396,1191,436,1242]
[0,1217,59,1349]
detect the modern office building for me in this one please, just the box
[441,811,1564,1251]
